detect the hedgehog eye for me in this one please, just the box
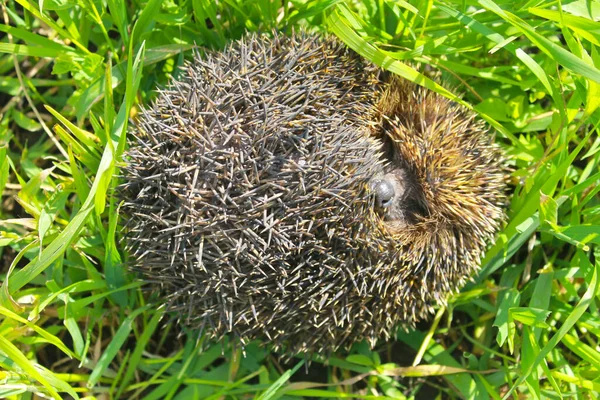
[371,179,395,208]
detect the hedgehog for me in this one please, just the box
[121,30,506,355]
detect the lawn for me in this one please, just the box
[1,0,600,399]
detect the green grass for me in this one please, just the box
[1,0,599,398]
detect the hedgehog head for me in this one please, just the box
[366,77,506,313]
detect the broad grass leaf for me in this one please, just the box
[493,288,521,352]
[87,305,151,387]
[509,307,551,329]
[502,252,600,399]
[479,0,600,83]
[0,335,65,399]
[255,360,305,400]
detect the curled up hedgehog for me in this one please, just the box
[121,31,506,355]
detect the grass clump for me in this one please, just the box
[1,0,599,399]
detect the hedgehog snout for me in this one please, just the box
[370,167,422,227]
[370,179,395,208]
[369,169,407,212]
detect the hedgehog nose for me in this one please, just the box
[370,179,395,208]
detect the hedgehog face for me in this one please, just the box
[367,76,506,313]
[370,167,424,227]
[369,129,429,228]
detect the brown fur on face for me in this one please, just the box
[364,76,506,321]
